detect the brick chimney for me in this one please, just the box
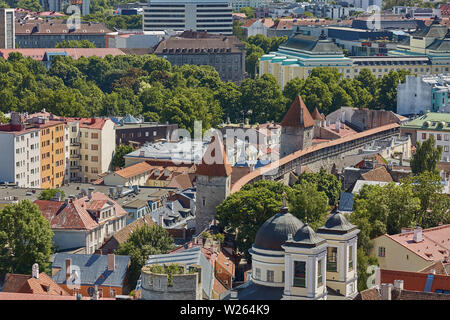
[65,258,71,281]
[32,263,39,279]
[107,253,115,271]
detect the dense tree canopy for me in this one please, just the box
[112,145,134,169]
[295,168,342,206]
[410,135,443,175]
[55,40,96,48]
[115,224,175,289]
[0,200,54,279]
[38,189,66,201]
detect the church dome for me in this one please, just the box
[254,207,304,251]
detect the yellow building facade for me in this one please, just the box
[40,121,66,189]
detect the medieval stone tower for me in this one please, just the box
[195,134,232,234]
[280,96,315,157]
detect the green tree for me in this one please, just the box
[378,70,411,111]
[216,181,290,261]
[410,135,443,175]
[38,189,66,201]
[0,111,8,123]
[116,224,174,289]
[55,40,96,48]
[295,168,342,206]
[239,7,255,18]
[239,74,287,123]
[0,200,54,278]
[288,181,329,230]
[112,144,134,169]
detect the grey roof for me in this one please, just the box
[284,223,326,248]
[337,192,354,212]
[122,199,149,209]
[226,281,284,300]
[427,38,450,52]
[412,23,448,39]
[280,33,343,54]
[316,212,358,235]
[254,207,304,251]
[145,246,213,299]
[52,253,130,288]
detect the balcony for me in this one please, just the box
[70,141,80,146]
[70,165,81,170]
[71,154,80,159]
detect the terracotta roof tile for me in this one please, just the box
[381,268,450,292]
[280,96,315,128]
[360,166,393,182]
[311,107,323,121]
[231,123,400,193]
[114,161,153,179]
[354,287,381,300]
[196,135,232,177]
[3,273,70,296]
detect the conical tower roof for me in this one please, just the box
[196,134,232,177]
[311,107,323,121]
[280,96,315,128]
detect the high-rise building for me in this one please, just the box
[0,8,15,49]
[143,0,232,35]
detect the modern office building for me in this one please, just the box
[143,0,232,35]
[0,8,14,49]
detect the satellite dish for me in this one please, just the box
[88,286,95,297]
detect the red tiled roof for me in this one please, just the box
[0,49,125,61]
[35,192,127,231]
[114,161,153,179]
[231,123,400,193]
[167,173,193,190]
[361,166,393,182]
[380,269,450,292]
[311,107,323,121]
[383,225,450,262]
[3,273,70,296]
[196,135,232,177]
[280,96,315,128]
[213,277,228,295]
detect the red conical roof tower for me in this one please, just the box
[280,96,315,128]
[196,134,232,177]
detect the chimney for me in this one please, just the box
[230,290,238,300]
[394,279,404,291]
[413,226,423,243]
[380,283,393,300]
[32,263,39,279]
[159,212,164,226]
[88,187,94,200]
[335,120,340,133]
[65,258,71,280]
[430,269,436,275]
[107,253,115,271]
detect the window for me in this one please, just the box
[444,146,449,153]
[282,271,285,283]
[445,134,449,141]
[348,245,353,271]
[318,260,323,286]
[254,267,261,280]
[422,133,427,140]
[110,289,116,297]
[91,156,98,162]
[293,261,306,287]
[437,134,442,141]
[327,247,337,272]
[91,133,98,139]
[378,246,386,257]
[91,144,98,151]
[267,270,274,282]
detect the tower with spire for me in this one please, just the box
[280,96,315,157]
[195,134,232,234]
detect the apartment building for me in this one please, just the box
[33,120,67,189]
[14,20,111,48]
[66,118,115,183]
[0,8,14,49]
[143,0,232,35]
[0,114,41,188]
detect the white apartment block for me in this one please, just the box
[143,0,232,35]
[417,130,450,163]
[0,128,41,188]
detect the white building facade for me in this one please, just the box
[143,0,232,35]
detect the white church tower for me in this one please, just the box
[316,211,360,298]
[282,223,328,300]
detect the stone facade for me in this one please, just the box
[280,126,314,158]
[195,174,231,234]
[140,264,202,300]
